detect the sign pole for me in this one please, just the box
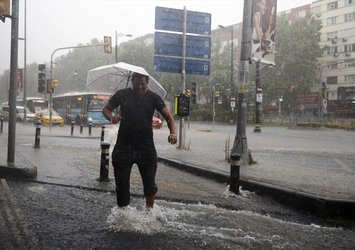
[178,6,187,149]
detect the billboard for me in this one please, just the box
[251,0,277,65]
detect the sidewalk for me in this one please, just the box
[0,121,355,218]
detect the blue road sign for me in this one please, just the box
[154,32,211,59]
[155,7,182,33]
[186,35,211,59]
[154,56,181,74]
[154,32,182,57]
[186,10,211,35]
[155,6,211,35]
[154,56,210,76]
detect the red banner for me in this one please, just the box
[296,93,319,105]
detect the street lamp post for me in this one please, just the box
[254,61,262,132]
[212,84,219,129]
[49,44,103,129]
[278,96,283,122]
[115,30,132,63]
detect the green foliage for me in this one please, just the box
[257,15,324,113]
[0,14,324,121]
[296,122,321,128]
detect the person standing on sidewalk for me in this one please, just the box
[102,72,177,209]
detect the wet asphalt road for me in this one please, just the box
[1,178,355,250]
[1,122,355,249]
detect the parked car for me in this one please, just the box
[152,116,162,129]
[16,106,36,122]
[0,104,35,122]
[34,109,64,126]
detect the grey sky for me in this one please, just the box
[0,0,313,74]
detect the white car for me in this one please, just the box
[0,104,35,122]
[16,106,36,122]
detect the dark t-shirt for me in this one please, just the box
[109,88,166,147]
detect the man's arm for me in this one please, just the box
[160,106,177,145]
[102,103,121,124]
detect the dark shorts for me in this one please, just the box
[112,144,157,207]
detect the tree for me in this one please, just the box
[255,15,324,115]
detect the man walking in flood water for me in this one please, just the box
[102,72,177,209]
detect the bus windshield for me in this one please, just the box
[52,92,111,125]
[88,95,110,111]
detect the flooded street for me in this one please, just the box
[2,180,354,250]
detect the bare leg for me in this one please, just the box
[145,194,156,208]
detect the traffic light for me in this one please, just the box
[174,94,190,117]
[0,0,10,22]
[51,79,58,89]
[185,89,191,96]
[191,82,197,104]
[47,79,52,94]
[214,90,220,103]
[290,83,296,92]
[104,36,112,53]
[47,79,58,93]
[38,64,46,93]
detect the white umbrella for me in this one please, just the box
[86,62,167,99]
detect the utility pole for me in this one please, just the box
[230,0,253,164]
[7,0,19,166]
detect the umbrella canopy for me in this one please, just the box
[86,62,167,99]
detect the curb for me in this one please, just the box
[157,157,355,219]
[0,164,37,179]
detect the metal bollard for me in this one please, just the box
[0,117,3,134]
[100,125,105,142]
[80,123,83,134]
[97,142,110,182]
[71,121,74,136]
[88,122,92,136]
[34,122,41,149]
[229,152,241,194]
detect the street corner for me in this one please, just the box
[0,164,37,179]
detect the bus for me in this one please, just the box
[52,92,111,125]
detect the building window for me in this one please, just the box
[327,17,337,25]
[312,6,321,15]
[344,74,355,82]
[327,31,338,40]
[345,12,355,22]
[343,28,355,37]
[345,59,355,68]
[326,76,338,84]
[327,46,338,54]
[327,1,338,10]
[345,0,355,6]
[344,43,355,52]
[329,63,338,69]
[298,10,306,18]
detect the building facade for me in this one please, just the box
[214,0,355,117]
[311,0,355,101]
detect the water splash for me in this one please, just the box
[107,205,167,235]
